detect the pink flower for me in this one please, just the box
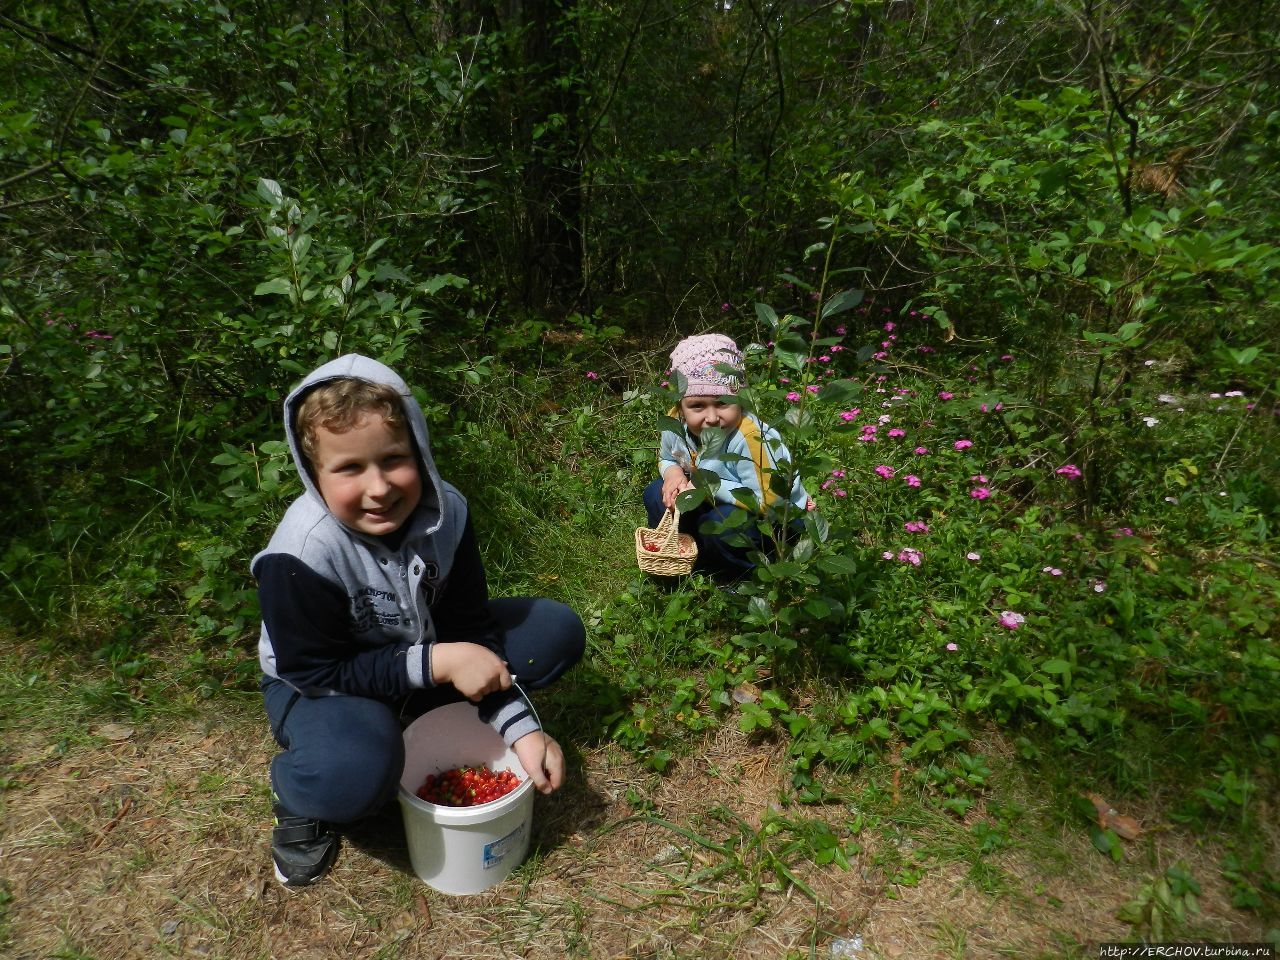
[1092,580,1107,593]
[839,411,857,423]
[831,469,846,479]
[881,551,894,560]
[873,351,888,360]
[1114,527,1134,538]
[979,404,988,413]
[786,392,801,402]
[779,377,790,384]
[954,439,973,450]
[970,474,988,484]
[862,424,878,435]
[836,325,847,335]
[1001,354,1013,362]
[1042,566,1063,576]
[586,371,599,380]
[997,611,1025,629]
[806,384,820,394]
[904,520,930,533]
[819,355,831,363]
[970,487,991,500]
[821,479,833,491]
[833,488,847,497]
[914,446,929,455]
[938,391,953,400]
[857,434,878,443]
[897,547,923,566]
[945,642,958,652]
[904,475,921,487]
[884,321,896,332]
[918,345,935,353]
[721,302,731,312]
[1056,464,1082,479]
[966,552,981,561]
[888,428,905,438]
[874,464,895,479]
[831,345,844,353]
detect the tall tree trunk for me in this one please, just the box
[518,0,583,311]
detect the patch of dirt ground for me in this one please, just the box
[1,695,1274,959]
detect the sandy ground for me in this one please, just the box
[1,694,1274,960]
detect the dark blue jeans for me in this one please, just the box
[261,597,584,824]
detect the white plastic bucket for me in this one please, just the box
[397,700,535,895]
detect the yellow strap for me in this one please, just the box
[737,417,778,509]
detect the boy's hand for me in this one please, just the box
[806,497,816,512]
[661,466,693,509]
[512,732,564,794]
[430,642,511,701]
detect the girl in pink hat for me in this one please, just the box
[643,333,813,578]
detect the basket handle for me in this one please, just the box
[655,506,681,552]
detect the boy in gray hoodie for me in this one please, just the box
[255,354,584,887]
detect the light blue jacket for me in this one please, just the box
[659,412,809,515]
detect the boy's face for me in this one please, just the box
[311,414,422,536]
[679,396,743,438]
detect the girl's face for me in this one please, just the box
[679,395,743,438]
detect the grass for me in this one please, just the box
[0,629,1275,956]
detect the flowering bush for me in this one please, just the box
[650,271,1280,824]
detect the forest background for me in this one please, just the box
[1,0,1278,957]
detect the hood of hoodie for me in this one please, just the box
[283,353,448,540]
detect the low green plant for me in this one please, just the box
[1117,862,1202,941]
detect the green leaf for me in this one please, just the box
[820,287,865,321]
[256,178,284,206]
[755,301,779,329]
[1090,827,1123,862]
[675,487,708,511]
[760,690,787,711]
[817,553,858,575]
[253,277,293,297]
[819,379,862,404]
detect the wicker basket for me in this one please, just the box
[635,507,698,576]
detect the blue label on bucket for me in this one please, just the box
[482,821,526,870]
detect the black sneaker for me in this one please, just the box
[271,802,339,887]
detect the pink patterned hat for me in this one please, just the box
[669,334,743,397]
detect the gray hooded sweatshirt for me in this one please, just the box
[252,354,537,745]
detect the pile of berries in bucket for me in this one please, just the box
[416,765,521,807]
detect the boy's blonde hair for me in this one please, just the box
[296,378,407,465]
